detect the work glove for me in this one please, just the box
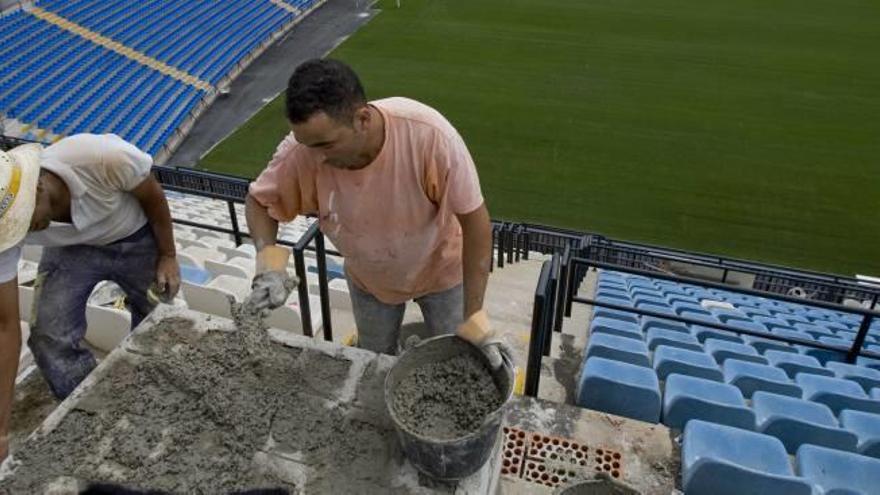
[457,309,515,370]
[243,245,299,312]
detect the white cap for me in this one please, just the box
[0,144,42,253]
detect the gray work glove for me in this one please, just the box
[244,271,299,312]
[481,336,516,370]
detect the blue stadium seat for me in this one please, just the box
[576,357,661,423]
[641,316,689,334]
[796,374,880,416]
[645,328,702,352]
[584,333,650,367]
[753,391,857,454]
[662,374,754,431]
[723,360,802,399]
[653,346,723,382]
[742,335,797,355]
[180,264,212,285]
[592,307,639,325]
[795,344,848,366]
[796,444,880,495]
[765,350,834,379]
[705,338,768,365]
[682,420,812,495]
[826,362,880,393]
[694,326,743,344]
[589,317,643,340]
[839,410,880,459]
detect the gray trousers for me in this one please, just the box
[347,280,463,355]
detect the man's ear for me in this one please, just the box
[354,106,371,132]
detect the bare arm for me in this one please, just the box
[131,176,179,299]
[0,278,21,462]
[245,194,281,251]
[457,203,493,319]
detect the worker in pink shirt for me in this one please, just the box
[245,59,511,367]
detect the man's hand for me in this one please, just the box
[457,309,515,370]
[245,271,299,312]
[154,255,180,302]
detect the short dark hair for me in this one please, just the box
[285,59,367,124]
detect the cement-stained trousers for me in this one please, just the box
[346,279,463,355]
[28,225,158,399]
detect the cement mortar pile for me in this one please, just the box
[0,314,398,494]
[391,354,503,440]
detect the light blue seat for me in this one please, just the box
[662,374,754,430]
[653,346,723,382]
[723,360,802,399]
[694,326,743,344]
[705,339,768,365]
[772,328,813,343]
[180,264,212,285]
[859,356,880,372]
[797,374,880,416]
[742,335,797,355]
[584,333,650,368]
[839,410,880,458]
[826,362,880,393]
[765,350,834,379]
[641,316,689,334]
[682,420,812,495]
[592,307,639,325]
[646,328,702,352]
[753,391,857,454]
[795,344,848,366]
[754,316,797,332]
[576,357,661,423]
[727,320,769,335]
[796,444,880,495]
[794,322,838,340]
[589,317,643,341]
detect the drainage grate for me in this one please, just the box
[501,426,625,489]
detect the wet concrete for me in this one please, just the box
[391,354,503,440]
[0,307,501,494]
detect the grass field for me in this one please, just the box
[201,0,880,276]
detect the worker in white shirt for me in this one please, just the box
[0,134,179,463]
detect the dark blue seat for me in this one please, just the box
[682,420,812,495]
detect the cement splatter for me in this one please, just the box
[0,316,410,494]
[391,354,502,440]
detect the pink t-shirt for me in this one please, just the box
[249,97,484,304]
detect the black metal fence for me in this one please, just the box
[524,253,880,398]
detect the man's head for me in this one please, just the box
[0,144,42,252]
[285,59,378,169]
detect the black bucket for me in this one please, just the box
[384,335,514,480]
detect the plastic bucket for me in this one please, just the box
[385,335,514,480]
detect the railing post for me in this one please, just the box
[227,200,243,246]
[846,314,873,364]
[871,292,879,311]
[292,249,313,338]
[497,224,505,269]
[525,260,551,397]
[523,229,530,260]
[721,268,729,284]
[315,231,333,342]
[506,224,514,265]
[514,225,521,263]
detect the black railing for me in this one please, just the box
[524,254,880,397]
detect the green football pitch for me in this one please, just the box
[200,0,880,276]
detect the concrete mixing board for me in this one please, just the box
[0,306,677,494]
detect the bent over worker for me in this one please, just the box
[0,134,180,462]
[245,59,512,366]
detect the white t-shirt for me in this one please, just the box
[0,134,152,283]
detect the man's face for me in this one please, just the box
[29,175,52,231]
[291,110,370,169]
